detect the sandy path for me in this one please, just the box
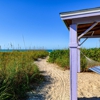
[35,58,70,100]
[27,58,100,100]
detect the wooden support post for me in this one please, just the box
[69,24,78,100]
[78,44,80,73]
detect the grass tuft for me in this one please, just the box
[0,50,49,100]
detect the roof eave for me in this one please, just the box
[60,11,100,20]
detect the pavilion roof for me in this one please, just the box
[60,7,100,38]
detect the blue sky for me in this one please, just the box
[0,0,100,49]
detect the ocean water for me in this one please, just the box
[46,49,53,52]
[0,49,53,52]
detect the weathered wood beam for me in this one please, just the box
[78,22,98,39]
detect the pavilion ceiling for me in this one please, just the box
[63,20,100,38]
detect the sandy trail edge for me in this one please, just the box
[27,58,100,100]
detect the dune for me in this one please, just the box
[27,57,100,100]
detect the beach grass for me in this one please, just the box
[0,50,49,100]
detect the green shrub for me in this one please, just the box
[48,49,69,69]
[48,50,69,63]
[55,56,69,69]
[48,48,100,72]
[80,56,87,72]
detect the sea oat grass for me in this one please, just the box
[0,50,49,100]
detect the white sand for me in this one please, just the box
[27,58,100,100]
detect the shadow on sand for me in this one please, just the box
[78,97,100,100]
[27,72,53,100]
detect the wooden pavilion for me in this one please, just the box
[60,7,100,100]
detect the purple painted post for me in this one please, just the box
[69,24,78,100]
[78,41,80,73]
